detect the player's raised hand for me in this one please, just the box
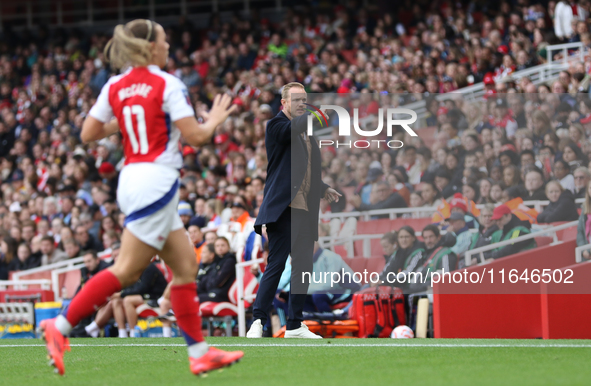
[206,94,238,127]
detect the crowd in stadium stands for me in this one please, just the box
[2,1,591,335]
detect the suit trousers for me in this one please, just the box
[252,207,314,330]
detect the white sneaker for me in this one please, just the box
[284,323,322,339]
[246,319,263,338]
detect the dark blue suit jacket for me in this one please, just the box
[254,110,329,241]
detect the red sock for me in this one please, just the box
[62,270,122,327]
[170,283,204,345]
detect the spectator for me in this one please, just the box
[448,212,472,257]
[0,236,18,280]
[377,226,424,286]
[573,166,590,199]
[40,235,68,265]
[178,201,193,229]
[576,180,591,260]
[467,204,500,265]
[119,260,168,338]
[188,224,205,265]
[196,238,236,303]
[485,205,536,260]
[537,181,580,223]
[405,225,457,292]
[8,243,41,272]
[63,238,81,260]
[380,231,398,266]
[77,250,111,294]
[349,181,407,216]
[75,225,100,252]
[554,159,576,193]
[306,243,360,312]
[554,0,588,40]
[524,168,548,201]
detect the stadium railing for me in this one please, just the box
[318,198,584,223]
[51,263,85,301]
[398,42,587,126]
[235,256,265,337]
[463,220,578,267]
[575,244,591,263]
[0,279,52,291]
[11,257,84,281]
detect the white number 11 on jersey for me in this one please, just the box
[123,105,149,154]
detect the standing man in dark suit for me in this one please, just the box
[248,82,341,338]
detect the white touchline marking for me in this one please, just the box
[0,343,591,348]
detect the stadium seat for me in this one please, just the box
[334,244,348,259]
[365,257,385,276]
[344,257,367,274]
[135,303,159,319]
[533,236,553,247]
[199,267,259,336]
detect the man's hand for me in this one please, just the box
[323,188,342,204]
[583,250,590,260]
[250,263,260,276]
[275,291,287,303]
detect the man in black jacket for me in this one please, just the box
[249,82,340,339]
[77,250,111,294]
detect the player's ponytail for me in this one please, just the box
[104,19,157,70]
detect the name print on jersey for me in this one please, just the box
[118,83,153,102]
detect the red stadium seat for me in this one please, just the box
[534,236,553,248]
[365,257,385,276]
[370,239,384,256]
[345,257,367,274]
[199,267,259,318]
[136,303,159,318]
[356,218,392,234]
[334,244,348,259]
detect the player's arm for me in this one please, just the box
[83,80,118,144]
[176,94,237,147]
[81,117,120,144]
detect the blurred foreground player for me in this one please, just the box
[40,19,243,376]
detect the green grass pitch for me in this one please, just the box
[2,338,591,385]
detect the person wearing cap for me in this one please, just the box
[249,82,340,339]
[483,72,496,92]
[98,162,118,196]
[10,168,25,193]
[448,212,472,257]
[178,201,194,228]
[485,204,536,260]
[214,133,239,164]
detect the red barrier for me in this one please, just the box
[541,261,591,339]
[433,240,578,338]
